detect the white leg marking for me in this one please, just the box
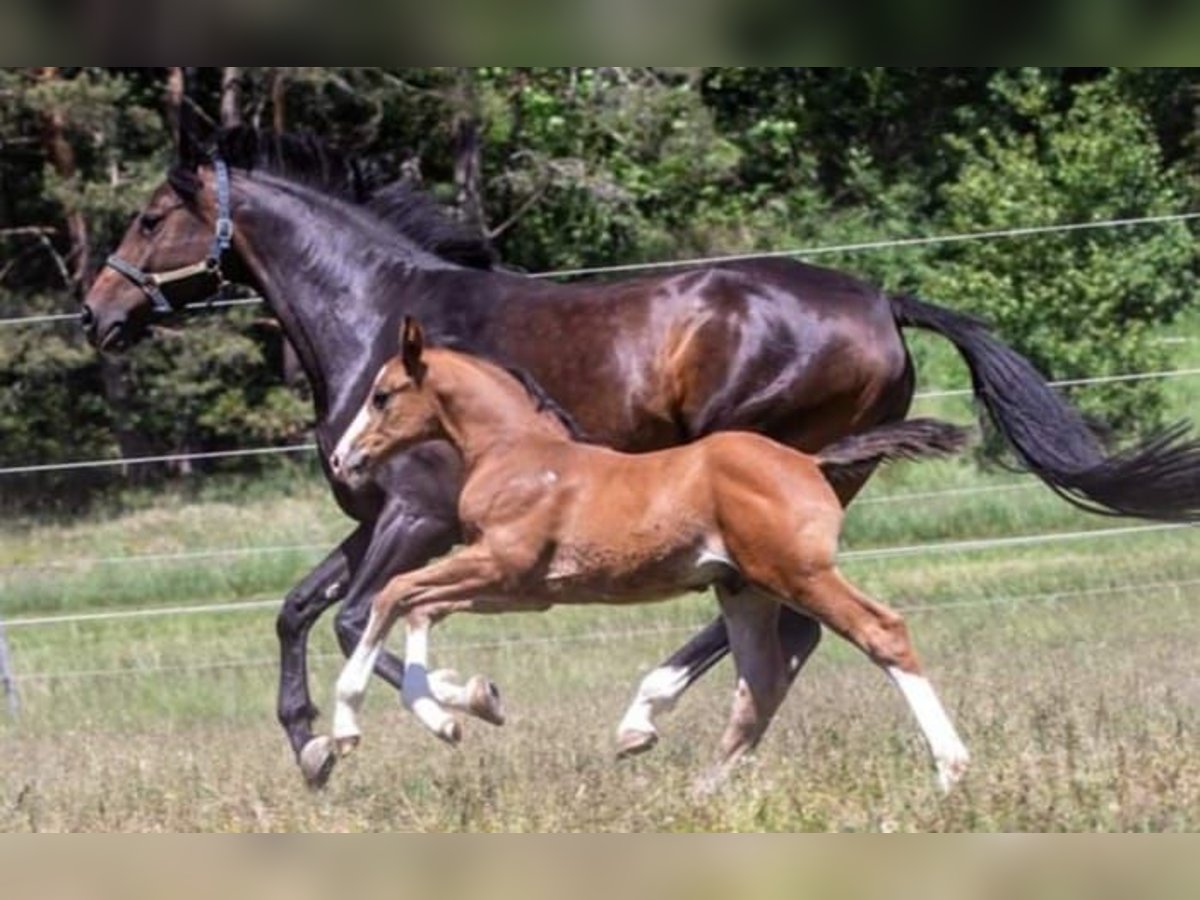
[332,612,384,746]
[427,670,470,709]
[617,665,691,741]
[331,402,372,472]
[403,621,461,744]
[888,666,970,792]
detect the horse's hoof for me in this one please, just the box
[299,736,338,789]
[335,734,361,757]
[615,728,658,760]
[467,675,506,727]
[439,719,463,746]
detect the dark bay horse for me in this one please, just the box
[80,129,1200,786]
[329,319,973,791]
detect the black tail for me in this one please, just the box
[891,293,1200,522]
[818,418,972,483]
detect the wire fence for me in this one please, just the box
[0,511,1193,579]
[9,575,1199,685]
[4,209,1200,330]
[0,364,1196,480]
[2,207,1198,477]
[2,208,1198,702]
[3,520,1193,630]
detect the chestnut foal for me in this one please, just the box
[329,319,973,791]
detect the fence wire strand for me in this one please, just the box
[10,576,1199,684]
[3,520,1194,630]
[7,210,1199,330]
[1,365,1196,479]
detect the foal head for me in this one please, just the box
[331,317,442,487]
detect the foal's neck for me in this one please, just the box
[429,352,570,470]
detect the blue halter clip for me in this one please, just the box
[104,158,234,316]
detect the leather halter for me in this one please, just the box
[104,159,234,316]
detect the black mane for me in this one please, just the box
[169,126,496,271]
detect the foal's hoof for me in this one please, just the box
[615,728,658,760]
[299,736,338,789]
[936,751,970,794]
[335,734,361,758]
[466,675,506,727]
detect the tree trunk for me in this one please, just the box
[165,66,185,150]
[271,68,288,135]
[220,67,242,127]
[452,68,485,232]
[37,67,151,476]
[35,67,92,290]
[100,353,155,479]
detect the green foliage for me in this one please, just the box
[923,72,1196,431]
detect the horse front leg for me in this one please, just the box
[276,528,369,786]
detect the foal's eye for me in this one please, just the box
[371,390,390,411]
[139,213,164,234]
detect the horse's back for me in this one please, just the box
[485,258,912,453]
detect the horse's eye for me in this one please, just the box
[139,213,164,235]
[371,390,390,411]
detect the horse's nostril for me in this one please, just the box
[79,305,95,330]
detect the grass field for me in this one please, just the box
[0,320,1197,831]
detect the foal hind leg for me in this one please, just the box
[613,458,883,758]
[694,587,790,794]
[774,565,969,792]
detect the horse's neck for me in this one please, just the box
[231,177,436,435]
[431,354,566,469]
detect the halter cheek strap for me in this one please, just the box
[104,158,234,317]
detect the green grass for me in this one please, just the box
[0,317,1197,831]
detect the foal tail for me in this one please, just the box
[816,418,972,484]
[891,293,1200,522]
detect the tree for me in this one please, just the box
[923,70,1196,431]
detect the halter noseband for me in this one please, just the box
[104,158,235,316]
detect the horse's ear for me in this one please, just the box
[400,317,426,382]
[175,70,211,172]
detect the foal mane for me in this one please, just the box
[431,334,588,442]
[168,126,496,271]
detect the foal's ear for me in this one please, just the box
[400,316,426,382]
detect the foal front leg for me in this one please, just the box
[330,545,505,755]
[401,613,462,744]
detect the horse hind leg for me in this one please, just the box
[693,586,789,795]
[775,565,969,792]
[615,620,727,758]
